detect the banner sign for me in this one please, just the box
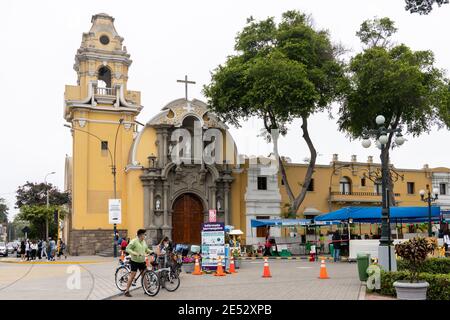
[208,209,217,222]
[109,199,122,224]
[201,223,225,269]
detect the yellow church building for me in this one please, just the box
[63,14,449,255]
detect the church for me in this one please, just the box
[63,14,449,255]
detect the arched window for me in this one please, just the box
[340,177,352,194]
[97,66,111,88]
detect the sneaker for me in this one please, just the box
[124,291,132,297]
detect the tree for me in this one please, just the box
[204,11,347,216]
[405,0,449,14]
[15,182,69,239]
[0,198,8,224]
[338,17,450,205]
[15,181,70,209]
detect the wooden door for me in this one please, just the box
[172,194,204,245]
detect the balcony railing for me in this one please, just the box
[331,191,401,197]
[94,86,116,96]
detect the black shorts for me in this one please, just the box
[130,260,146,272]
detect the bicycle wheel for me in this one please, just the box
[163,270,180,292]
[115,266,130,292]
[142,270,160,296]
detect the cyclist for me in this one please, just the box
[123,229,153,297]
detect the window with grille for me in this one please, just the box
[257,177,267,190]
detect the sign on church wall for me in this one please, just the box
[108,199,122,224]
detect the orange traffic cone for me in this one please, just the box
[262,257,272,278]
[120,250,125,262]
[192,256,203,275]
[318,259,329,279]
[229,256,237,274]
[214,256,226,276]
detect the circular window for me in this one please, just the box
[99,35,110,45]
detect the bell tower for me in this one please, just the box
[64,13,143,255]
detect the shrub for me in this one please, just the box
[394,237,437,282]
[381,270,450,300]
[397,257,450,274]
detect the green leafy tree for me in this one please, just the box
[405,0,449,14]
[15,182,70,209]
[0,198,8,224]
[338,17,450,205]
[14,182,69,239]
[17,205,66,240]
[204,11,347,216]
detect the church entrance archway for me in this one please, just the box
[172,193,204,245]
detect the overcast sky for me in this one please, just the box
[1,0,449,218]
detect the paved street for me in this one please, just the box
[0,255,119,300]
[112,259,363,300]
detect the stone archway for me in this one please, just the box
[172,193,204,245]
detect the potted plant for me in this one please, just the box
[393,237,437,300]
[181,256,196,273]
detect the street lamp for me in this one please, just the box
[361,115,405,271]
[64,118,123,258]
[44,171,56,241]
[419,185,439,237]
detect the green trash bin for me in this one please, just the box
[356,253,371,281]
[329,244,334,257]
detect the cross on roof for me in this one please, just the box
[177,75,196,101]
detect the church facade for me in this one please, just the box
[64,14,447,255]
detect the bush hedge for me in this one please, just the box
[397,257,450,274]
[380,270,450,300]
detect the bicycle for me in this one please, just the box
[152,252,181,292]
[115,255,160,296]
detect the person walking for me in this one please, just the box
[444,230,450,252]
[41,239,47,259]
[57,239,67,259]
[20,240,26,261]
[25,240,30,261]
[37,240,43,259]
[123,229,153,297]
[30,241,37,260]
[332,231,341,262]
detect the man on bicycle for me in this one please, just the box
[124,229,153,297]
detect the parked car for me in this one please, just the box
[0,242,8,257]
[7,243,14,254]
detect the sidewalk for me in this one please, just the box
[0,255,121,300]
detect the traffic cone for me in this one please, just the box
[192,256,203,275]
[262,257,272,278]
[214,256,226,276]
[318,259,329,279]
[229,256,237,274]
[120,250,125,262]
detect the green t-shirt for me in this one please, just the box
[126,238,152,263]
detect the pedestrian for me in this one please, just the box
[332,231,341,262]
[25,240,30,261]
[37,240,43,259]
[47,237,55,261]
[319,234,325,254]
[20,240,26,261]
[263,234,272,256]
[443,230,450,252]
[30,241,37,260]
[41,239,47,259]
[57,239,67,259]
[120,237,128,256]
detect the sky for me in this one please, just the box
[0,0,449,218]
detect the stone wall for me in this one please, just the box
[68,229,127,256]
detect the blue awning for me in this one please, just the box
[314,206,441,223]
[250,219,311,228]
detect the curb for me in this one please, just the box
[0,260,110,265]
[358,283,366,300]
